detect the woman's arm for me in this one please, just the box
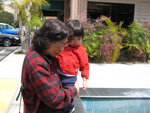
[28,57,77,109]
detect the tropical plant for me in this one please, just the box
[79,14,126,63]
[24,0,48,31]
[11,0,49,53]
[79,13,150,63]
[82,28,103,62]
[79,14,105,62]
[98,16,126,63]
[125,21,150,62]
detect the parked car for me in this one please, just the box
[0,33,21,47]
[0,23,20,35]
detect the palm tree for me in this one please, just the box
[12,0,49,53]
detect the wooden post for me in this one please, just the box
[64,0,70,23]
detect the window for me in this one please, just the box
[5,25,14,29]
[0,25,4,30]
[88,2,135,27]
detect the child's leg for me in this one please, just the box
[59,75,77,87]
[59,74,77,112]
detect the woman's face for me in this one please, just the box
[45,37,68,57]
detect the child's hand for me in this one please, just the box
[74,79,79,95]
[83,77,87,90]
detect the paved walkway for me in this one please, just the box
[0,49,24,113]
[0,47,150,113]
[79,63,150,88]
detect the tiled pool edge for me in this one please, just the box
[79,88,150,98]
[74,88,150,113]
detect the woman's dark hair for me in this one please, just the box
[66,20,84,41]
[32,19,70,52]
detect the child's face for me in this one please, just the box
[70,36,82,47]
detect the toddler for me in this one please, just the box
[56,20,89,113]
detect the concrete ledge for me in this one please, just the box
[79,88,150,98]
[74,95,86,113]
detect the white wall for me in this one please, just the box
[2,5,15,14]
[134,2,150,23]
[70,0,87,19]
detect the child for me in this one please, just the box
[56,20,89,113]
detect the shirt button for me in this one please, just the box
[55,74,57,76]
[57,84,60,87]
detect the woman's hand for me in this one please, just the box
[83,77,87,90]
[74,79,79,95]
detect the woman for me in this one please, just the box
[21,19,79,113]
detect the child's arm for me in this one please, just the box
[78,46,89,79]
[77,45,89,90]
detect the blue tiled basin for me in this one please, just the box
[81,98,150,113]
[79,88,150,113]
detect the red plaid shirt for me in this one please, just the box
[21,45,77,113]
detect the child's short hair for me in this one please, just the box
[66,20,84,42]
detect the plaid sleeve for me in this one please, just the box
[28,54,77,109]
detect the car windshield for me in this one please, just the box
[5,25,14,29]
[0,25,4,30]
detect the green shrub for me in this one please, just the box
[80,15,125,63]
[78,13,150,63]
[125,21,150,62]
[0,11,14,25]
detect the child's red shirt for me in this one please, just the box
[56,45,89,79]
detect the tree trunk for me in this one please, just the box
[25,3,31,22]
[23,3,32,53]
[24,26,32,53]
[19,12,25,53]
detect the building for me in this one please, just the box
[42,0,150,27]
[2,3,18,21]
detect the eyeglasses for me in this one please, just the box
[55,42,68,48]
